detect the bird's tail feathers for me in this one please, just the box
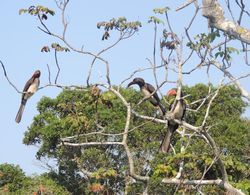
[158,103,166,116]
[160,123,178,153]
[15,100,27,123]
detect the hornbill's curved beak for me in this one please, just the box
[127,81,135,88]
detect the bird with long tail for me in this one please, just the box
[15,70,41,123]
[127,77,166,115]
[160,88,186,153]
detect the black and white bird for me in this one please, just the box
[127,77,166,115]
[15,70,41,123]
[160,88,186,153]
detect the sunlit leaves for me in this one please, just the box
[161,40,179,50]
[186,31,240,65]
[51,43,70,52]
[160,30,179,50]
[92,168,117,180]
[23,85,250,193]
[41,44,70,53]
[0,164,69,194]
[97,17,141,40]
[89,183,104,193]
[235,180,250,194]
[97,17,141,31]
[153,164,174,177]
[19,5,55,20]
[215,46,239,61]
[148,16,164,24]
[0,164,25,192]
[186,31,220,51]
[41,46,50,52]
[149,7,169,24]
[153,7,170,14]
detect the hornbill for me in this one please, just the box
[15,70,41,123]
[127,77,166,115]
[160,88,186,153]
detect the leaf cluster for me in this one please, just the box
[41,43,70,53]
[186,31,220,51]
[0,163,69,194]
[19,5,55,20]
[22,84,250,193]
[97,17,141,40]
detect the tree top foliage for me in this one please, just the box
[1,0,250,194]
[22,84,250,194]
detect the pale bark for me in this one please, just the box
[162,178,245,195]
[202,0,250,44]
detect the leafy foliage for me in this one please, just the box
[0,163,25,192]
[13,1,250,194]
[22,84,250,194]
[153,7,170,14]
[97,17,141,40]
[215,46,239,61]
[148,7,170,24]
[148,16,164,24]
[186,31,220,51]
[19,5,55,20]
[161,30,179,50]
[0,163,69,194]
[41,43,70,53]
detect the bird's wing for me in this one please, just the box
[23,77,34,92]
[181,99,187,120]
[170,98,186,120]
[160,122,178,153]
[21,77,34,99]
[168,97,175,111]
[146,83,160,102]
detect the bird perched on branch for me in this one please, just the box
[127,77,166,115]
[15,70,41,123]
[160,88,186,153]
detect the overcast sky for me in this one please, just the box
[0,0,249,175]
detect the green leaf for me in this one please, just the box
[19,9,27,15]
[153,7,170,14]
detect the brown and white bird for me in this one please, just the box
[127,77,166,115]
[160,88,186,153]
[15,70,41,123]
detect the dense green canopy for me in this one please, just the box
[20,84,250,194]
[0,163,69,194]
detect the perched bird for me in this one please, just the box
[160,88,186,153]
[127,77,166,115]
[15,70,41,123]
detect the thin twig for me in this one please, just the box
[54,50,60,84]
[0,60,21,93]
[46,64,52,84]
[176,0,196,11]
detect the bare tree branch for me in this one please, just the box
[212,60,250,101]
[202,130,228,182]
[87,32,125,86]
[0,60,21,93]
[176,0,196,11]
[202,0,250,44]
[46,64,52,84]
[110,87,149,182]
[162,178,245,195]
[54,50,61,84]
